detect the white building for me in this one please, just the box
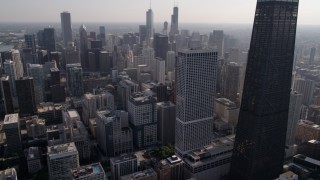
[166,51,175,73]
[175,49,218,156]
[155,58,165,84]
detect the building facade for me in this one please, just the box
[230,1,300,179]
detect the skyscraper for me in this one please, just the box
[230,1,300,179]
[169,6,179,41]
[128,92,158,149]
[293,78,315,105]
[175,49,218,156]
[139,25,147,46]
[0,76,14,114]
[60,11,73,47]
[209,30,224,59]
[153,33,169,61]
[3,113,22,155]
[79,24,88,68]
[16,77,37,116]
[27,64,44,104]
[146,8,154,45]
[222,62,240,102]
[68,66,84,97]
[310,47,316,64]
[24,34,37,54]
[286,92,303,157]
[43,28,56,52]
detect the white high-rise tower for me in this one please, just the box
[175,49,218,156]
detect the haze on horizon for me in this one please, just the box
[0,0,319,25]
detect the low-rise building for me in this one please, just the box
[120,168,157,180]
[296,120,320,143]
[71,163,106,180]
[110,153,138,180]
[183,135,235,180]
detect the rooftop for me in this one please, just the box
[215,98,237,108]
[185,135,235,166]
[121,168,156,180]
[4,113,19,124]
[48,142,77,156]
[71,163,104,179]
[0,168,17,180]
[111,153,137,164]
[298,120,320,130]
[68,110,80,119]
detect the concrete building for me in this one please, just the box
[47,142,80,180]
[82,92,113,125]
[96,110,133,156]
[296,120,320,143]
[166,51,175,73]
[121,168,157,180]
[286,92,303,157]
[157,101,176,145]
[209,30,224,59]
[184,135,234,180]
[155,155,184,180]
[128,92,158,149]
[27,64,44,104]
[26,115,46,139]
[26,147,42,174]
[293,78,315,105]
[278,171,298,180]
[71,163,105,180]
[214,98,239,133]
[61,11,73,47]
[111,153,138,180]
[0,168,17,180]
[66,111,91,161]
[24,34,37,53]
[3,113,22,155]
[221,62,240,102]
[175,49,218,156]
[155,58,165,84]
[37,102,63,125]
[118,79,139,111]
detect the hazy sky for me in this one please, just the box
[0,0,319,24]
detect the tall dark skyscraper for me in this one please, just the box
[169,6,179,42]
[16,77,37,116]
[153,33,169,61]
[43,28,56,52]
[60,11,73,47]
[230,0,300,180]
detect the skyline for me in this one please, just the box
[0,0,319,25]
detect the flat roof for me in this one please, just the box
[68,110,80,119]
[71,163,104,178]
[4,113,19,124]
[48,142,77,156]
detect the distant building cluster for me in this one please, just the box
[1,0,320,180]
